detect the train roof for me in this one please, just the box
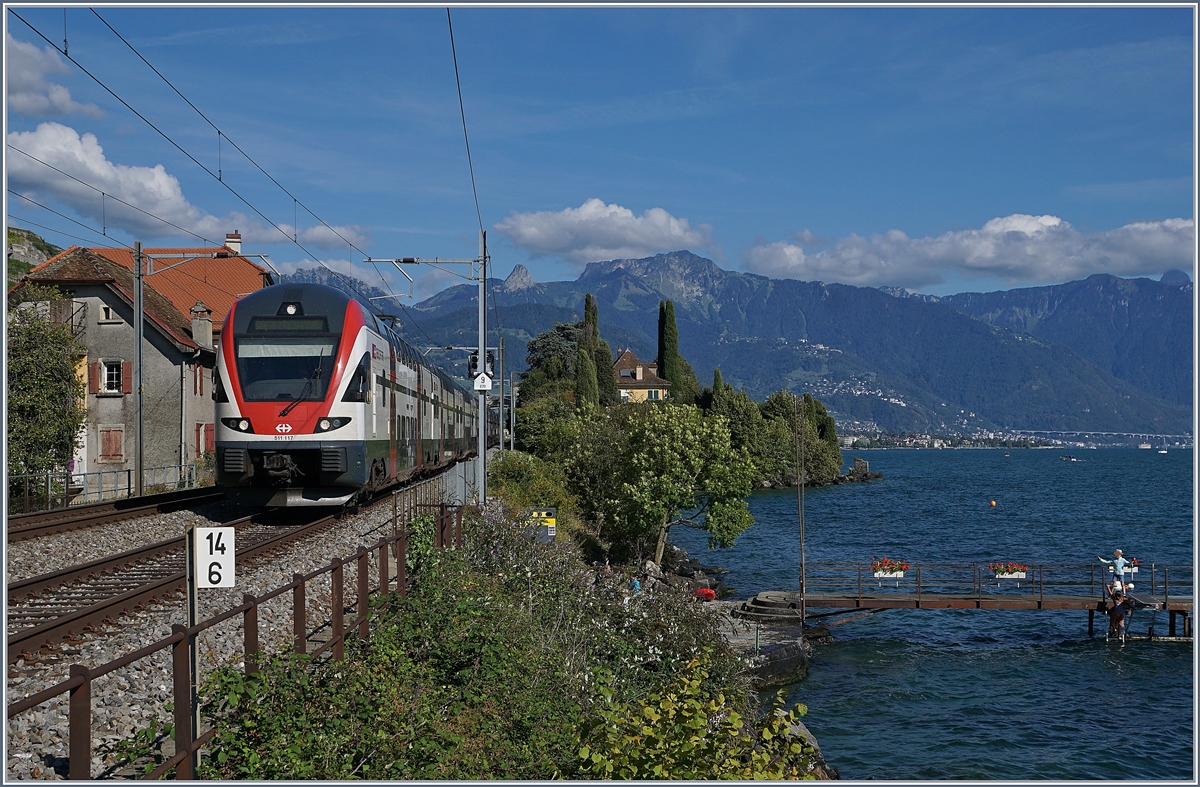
[232,282,474,399]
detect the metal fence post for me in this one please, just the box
[455,507,463,549]
[67,665,92,779]
[916,567,922,606]
[332,559,344,661]
[378,538,389,595]
[243,594,259,675]
[293,574,306,655]
[171,625,194,779]
[357,549,370,639]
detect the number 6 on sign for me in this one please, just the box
[194,527,235,588]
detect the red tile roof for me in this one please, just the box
[85,246,268,335]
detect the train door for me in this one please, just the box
[388,345,397,478]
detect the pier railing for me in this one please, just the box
[804,561,1194,605]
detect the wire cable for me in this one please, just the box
[7,215,129,251]
[8,190,115,242]
[89,8,372,260]
[8,144,223,247]
[8,9,380,312]
[446,8,483,235]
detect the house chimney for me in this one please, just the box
[647,362,658,377]
[190,301,213,349]
[225,230,242,254]
[636,365,643,381]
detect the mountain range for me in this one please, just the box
[295,252,1194,436]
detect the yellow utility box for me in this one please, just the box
[526,507,557,544]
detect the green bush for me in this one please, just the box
[579,654,817,779]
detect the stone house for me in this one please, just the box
[613,349,670,402]
[12,233,271,480]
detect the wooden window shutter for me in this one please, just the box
[121,362,133,394]
[99,427,123,460]
[88,362,100,394]
[204,423,215,454]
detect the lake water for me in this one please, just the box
[671,448,1195,780]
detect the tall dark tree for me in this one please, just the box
[595,338,619,406]
[582,293,600,353]
[657,300,688,402]
[574,346,599,410]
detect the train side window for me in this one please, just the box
[212,367,229,403]
[342,353,371,402]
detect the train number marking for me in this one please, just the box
[273,435,294,441]
[275,423,293,433]
[194,527,235,588]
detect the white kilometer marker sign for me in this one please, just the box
[195,527,235,588]
[474,373,493,391]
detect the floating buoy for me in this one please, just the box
[990,500,997,507]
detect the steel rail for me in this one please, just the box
[7,487,225,542]
[7,512,340,660]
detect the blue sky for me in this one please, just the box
[5,5,1195,299]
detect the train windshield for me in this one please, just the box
[234,336,340,402]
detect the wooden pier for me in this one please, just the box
[736,561,1193,638]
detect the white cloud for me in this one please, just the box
[6,34,103,118]
[494,198,711,264]
[7,122,368,249]
[744,214,1196,288]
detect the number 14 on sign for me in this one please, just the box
[194,527,235,588]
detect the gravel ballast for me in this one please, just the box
[6,499,418,780]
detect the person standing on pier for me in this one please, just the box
[1097,550,1131,593]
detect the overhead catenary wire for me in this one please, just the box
[87,8,409,320]
[7,215,129,251]
[8,144,224,247]
[8,9,384,315]
[446,8,483,236]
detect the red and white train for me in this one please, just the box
[214,282,490,508]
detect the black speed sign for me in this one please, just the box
[194,527,235,588]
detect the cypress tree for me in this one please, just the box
[574,346,599,410]
[595,338,619,406]
[583,293,600,353]
[657,300,685,401]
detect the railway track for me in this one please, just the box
[7,511,340,661]
[6,487,226,543]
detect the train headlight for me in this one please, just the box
[286,304,298,315]
[220,417,255,433]
[314,417,351,433]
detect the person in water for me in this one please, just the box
[1108,587,1133,639]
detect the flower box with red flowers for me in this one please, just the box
[872,557,909,578]
[990,561,1028,579]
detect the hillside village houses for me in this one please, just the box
[10,232,272,486]
[612,348,670,402]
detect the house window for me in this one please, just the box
[648,389,660,401]
[99,425,124,461]
[104,361,123,393]
[99,305,120,322]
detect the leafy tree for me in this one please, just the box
[759,390,843,485]
[514,396,577,461]
[595,337,619,406]
[574,346,599,411]
[6,283,86,480]
[565,403,754,564]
